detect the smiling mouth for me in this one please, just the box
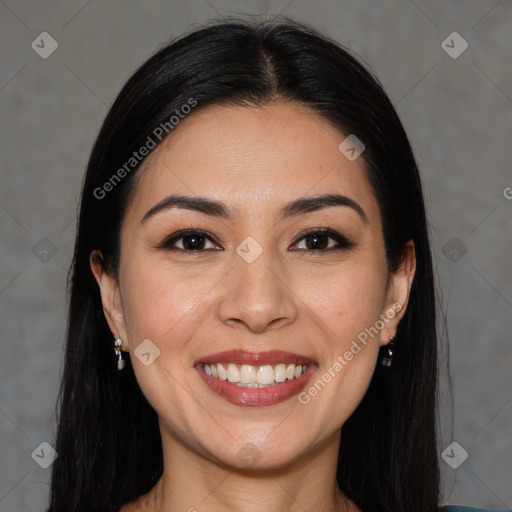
[203,362,309,387]
[195,349,317,406]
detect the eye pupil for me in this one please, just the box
[183,234,205,250]
[305,234,328,250]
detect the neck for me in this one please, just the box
[137,427,358,512]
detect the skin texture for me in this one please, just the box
[90,103,416,512]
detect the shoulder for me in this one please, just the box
[441,506,512,512]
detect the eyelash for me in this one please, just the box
[157,227,356,254]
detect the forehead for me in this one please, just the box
[123,102,380,226]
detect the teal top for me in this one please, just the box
[442,507,511,511]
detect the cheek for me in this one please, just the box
[291,257,387,420]
[121,259,215,349]
[296,258,388,345]
[118,261,214,431]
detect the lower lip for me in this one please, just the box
[196,365,317,407]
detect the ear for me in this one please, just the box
[89,250,129,350]
[379,240,416,347]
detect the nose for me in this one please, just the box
[216,245,299,334]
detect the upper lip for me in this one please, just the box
[195,349,317,366]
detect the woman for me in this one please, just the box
[48,18,505,512]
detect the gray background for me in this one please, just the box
[0,1,511,510]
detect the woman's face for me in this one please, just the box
[92,103,414,470]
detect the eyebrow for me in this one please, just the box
[140,193,368,224]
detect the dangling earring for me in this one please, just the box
[381,331,394,367]
[114,338,125,371]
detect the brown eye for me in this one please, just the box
[291,228,356,252]
[159,230,222,252]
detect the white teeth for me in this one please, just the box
[203,362,309,386]
[274,363,287,382]
[227,363,240,382]
[257,365,275,385]
[217,363,227,380]
[240,364,257,384]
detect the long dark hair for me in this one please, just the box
[49,18,440,512]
